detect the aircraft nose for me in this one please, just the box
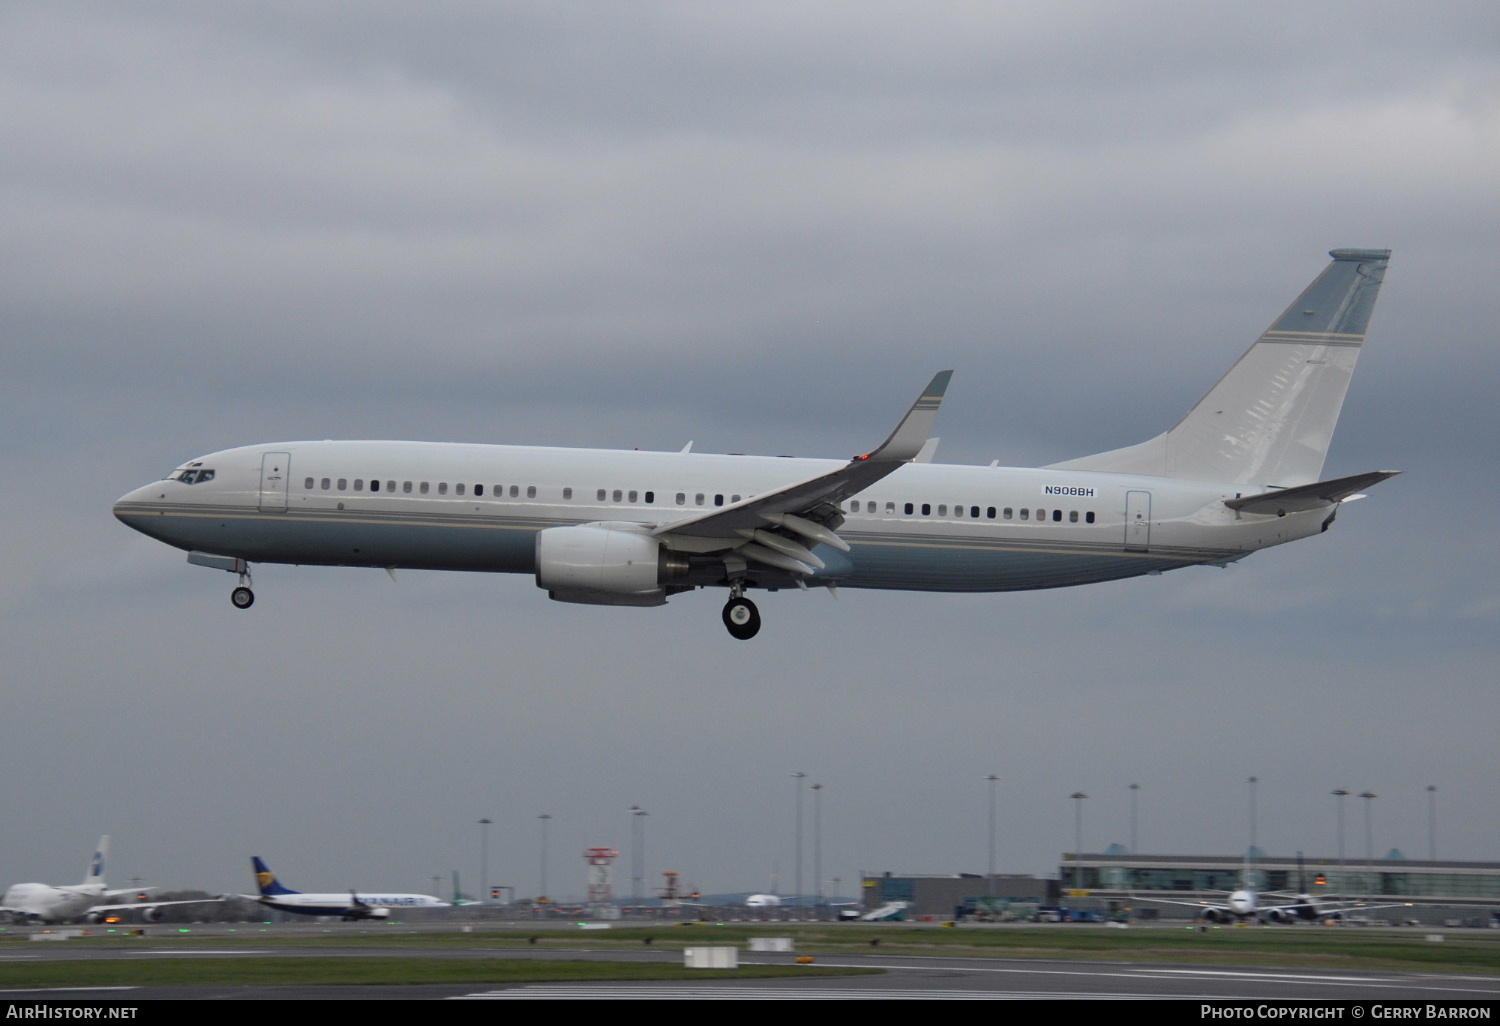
[113,482,166,523]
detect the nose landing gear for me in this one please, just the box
[722,595,761,640]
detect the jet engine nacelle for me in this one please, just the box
[1200,908,1232,924]
[140,906,165,923]
[1263,908,1294,924]
[535,524,689,606]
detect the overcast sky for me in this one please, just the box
[2,1,1496,903]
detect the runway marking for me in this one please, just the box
[755,962,1500,996]
[1138,969,1388,982]
[0,988,138,994]
[453,985,1143,1000]
[126,949,268,956]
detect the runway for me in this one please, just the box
[5,933,1499,1000]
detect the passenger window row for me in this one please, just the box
[847,499,1096,524]
[302,478,743,508]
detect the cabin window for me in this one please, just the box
[420,482,429,494]
[526,485,536,498]
[1003,507,1012,519]
[1069,510,1078,523]
[403,481,412,493]
[676,492,686,505]
[456,483,466,496]
[597,489,606,501]
[354,479,364,491]
[645,491,654,504]
[386,481,395,492]
[921,503,931,515]
[628,490,637,502]
[475,484,485,496]
[904,502,914,515]
[613,489,622,502]
[937,504,947,517]
[849,501,859,513]
[1086,511,1096,524]
[510,485,520,497]
[732,494,741,502]
[970,506,979,518]
[318,478,328,490]
[304,477,314,489]
[695,493,705,505]
[1052,509,1062,522]
[714,494,724,506]
[338,479,347,490]
[438,482,448,495]
[370,480,380,492]
[886,502,895,514]
[563,487,573,500]
[1019,508,1029,520]
[987,507,996,519]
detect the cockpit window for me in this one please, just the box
[166,468,214,484]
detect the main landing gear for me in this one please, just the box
[230,564,254,609]
[722,594,761,640]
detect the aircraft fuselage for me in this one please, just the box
[114,440,1317,594]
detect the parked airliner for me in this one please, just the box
[115,249,1396,639]
[1136,886,1411,925]
[247,857,448,920]
[0,836,218,924]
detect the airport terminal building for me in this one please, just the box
[862,854,1500,921]
[1060,852,1500,920]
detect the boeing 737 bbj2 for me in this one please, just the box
[115,249,1396,639]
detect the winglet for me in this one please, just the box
[858,371,952,463]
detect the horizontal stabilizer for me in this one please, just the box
[1224,470,1399,515]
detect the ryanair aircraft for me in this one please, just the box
[248,857,447,920]
[115,249,1395,640]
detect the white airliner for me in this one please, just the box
[1136,886,1410,925]
[114,249,1396,639]
[744,893,784,908]
[0,836,217,924]
[248,856,448,920]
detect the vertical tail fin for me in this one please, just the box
[251,856,297,896]
[1048,249,1391,486]
[84,836,110,887]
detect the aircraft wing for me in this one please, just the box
[82,897,226,919]
[651,371,952,559]
[1224,470,1400,515]
[1128,894,1227,911]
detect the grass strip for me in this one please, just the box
[0,958,877,989]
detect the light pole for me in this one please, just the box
[538,813,551,904]
[1070,792,1088,873]
[791,772,806,907]
[985,775,1000,895]
[1426,786,1438,862]
[629,806,648,904]
[1332,789,1350,901]
[811,783,824,917]
[1129,783,1140,855]
[478,818,493,904]
[1360,791,1377,899]
[1247,777,1259,857]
